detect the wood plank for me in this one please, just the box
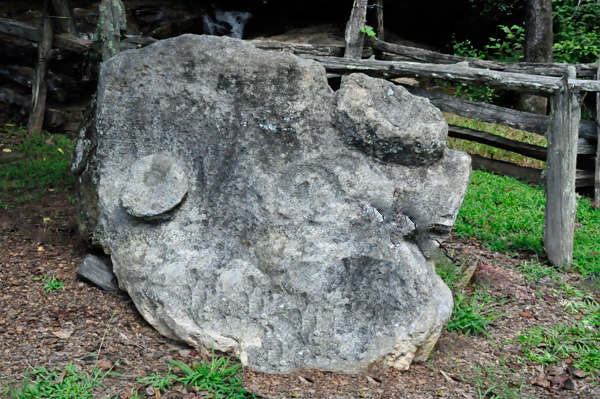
[50,0,75,34]
[28,4,53,136]
[470,154,593,187]
[344,0,369,60]
[0,17,90,53]
[99,0,126,61]
[470,154,543,185]
[448,124,595,159]
[544,67,579,269]
[448,125,547,160]
[403,85,598,140]
[375,0,384,41]
[303,55,597,95]
[0,17,38,42]
[0,87,30,108]
[248,40,373,58]
[366,37,597,77]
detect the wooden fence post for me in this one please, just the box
[595,57,600,204]
[375,0,384,41]
[98,0,126,61]
[544,66,580,268]
[28,0,53,136]
[50,0,75,35]
[344,0,369,60]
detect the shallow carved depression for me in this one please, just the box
[73,34,471,373]
[120,154,188,219]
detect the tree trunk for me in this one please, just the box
[517,0,553,114]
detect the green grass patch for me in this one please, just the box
[455,170,600,277]
[444,113,547,170]
[518,298,600,373]
[5,363,113,399]
[446,291,502,337]
[0,125,74,202]
[137,357,253,399]
[33,276,65,293]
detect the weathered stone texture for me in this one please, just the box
[73,35,471,373]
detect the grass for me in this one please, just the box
[4,363,113,399]
[137,357,253,399]
[445,291,503,337]
[33,276,65,293]
[453,169,600,373]
[514,261,600,373]
[444,112,547,169]
[454,170,600,277]
[2,357,252,399]
[0,124,74,203]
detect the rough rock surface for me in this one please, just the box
[72,34,471,373]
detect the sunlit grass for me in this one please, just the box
[444,112,547,169]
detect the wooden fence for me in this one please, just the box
[1,0,599,268]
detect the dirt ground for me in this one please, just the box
[1,191,599,399]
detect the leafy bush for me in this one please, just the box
[553,0,600,63]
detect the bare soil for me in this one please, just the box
[1,191,599,399]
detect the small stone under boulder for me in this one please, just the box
[72,34,471,373]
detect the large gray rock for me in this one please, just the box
[72,35,471,373]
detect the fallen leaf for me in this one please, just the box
[575,314,582,320]
[519,310,533,318]
[563,378,578,390]
[55,369,67,384]
[182,394,194,399]
[145,386,155,396]
[97,359,112,370]
[567,365,586,378]
[532,375,550,388]
[549,373,570,387]
[297,376,311,385]
[365,375,380,385]
[506,362,521,369]
[52,330,72,339]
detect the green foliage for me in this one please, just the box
[485,24,524,62]
[8,363,112,399]
[136,367,178,391]
[0,125,74,199]
[553,0,600,63]
[446,292,502,337]
[137,357,253,399]
[471,363,529,399]
[434,252,460,290]
[33,276,65,293]
[360,26,377,39]
[518,300,600,372]
[517,260,560,283]
[468,0,522,18]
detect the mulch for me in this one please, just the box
[1,190,599,398]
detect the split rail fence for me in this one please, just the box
[1,0,599,268]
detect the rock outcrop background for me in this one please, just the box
[72,35,471,373]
